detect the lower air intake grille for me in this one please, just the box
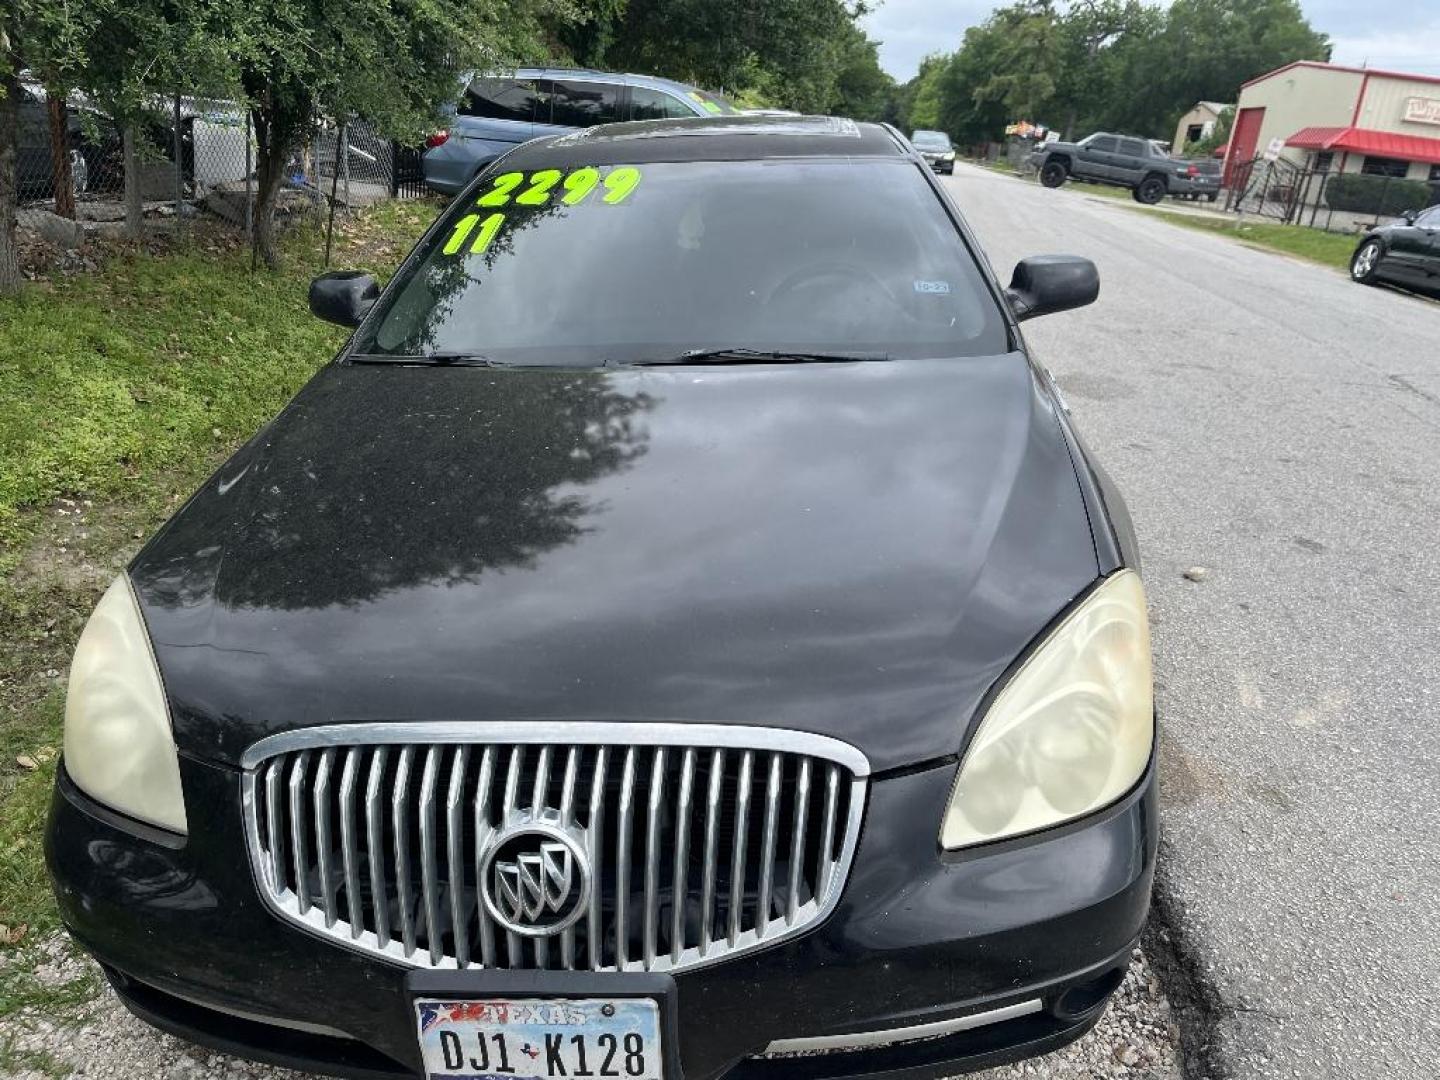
[241,723,868,973]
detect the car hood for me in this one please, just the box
[132,357,1099,772]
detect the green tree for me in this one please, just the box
[901,54,949,131]
[929,22,1011,145]
[224,0,588,269]
[1114,0,1329,135]
[827,22,893,120]
[903,0,1330,152]
[602,0,875,113]
[970,1,1064,123]
[2,0,101,294]
[1053,0,1160,137]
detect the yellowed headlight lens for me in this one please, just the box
[63,576,188,834]
[940,570,1153,850]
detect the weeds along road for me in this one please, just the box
[945,162,1440,1078]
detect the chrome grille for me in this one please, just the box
[241,723,869,973]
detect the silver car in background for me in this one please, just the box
[422,68,739,195]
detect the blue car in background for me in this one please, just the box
[422,68,739,194]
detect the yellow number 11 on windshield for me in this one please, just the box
[441,212,505,256]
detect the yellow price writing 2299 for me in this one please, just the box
[476,166,641,209]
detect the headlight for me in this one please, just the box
[940,570,1152,849]
[64,576,188,834]
[943,152,956,161]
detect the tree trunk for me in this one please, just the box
[251,99,305,270]
[123,126,143,237]
[0,66,21,297]
[47,93,74,218]
[253,112,284,269]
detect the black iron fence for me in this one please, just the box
[1224,154,1439,231]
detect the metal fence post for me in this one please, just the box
[123,126,143,238]
[341,120,350,210]
[324,120,342,267]
[244,110,253,242]
[172,94,184,239]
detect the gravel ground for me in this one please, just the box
[949,161,1440,1078]
[6,936,1177,1080]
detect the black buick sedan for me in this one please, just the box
[47,115,1156,1080]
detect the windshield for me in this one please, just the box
[683,87,740,116]
[355,158,1006,366]
[911,131,952,150]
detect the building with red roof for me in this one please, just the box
[1224,61,1440,195]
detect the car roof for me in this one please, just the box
[508,67,713,95]
[498,115,911,168]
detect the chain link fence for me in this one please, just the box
[11,86,432,261]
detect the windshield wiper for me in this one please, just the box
[627,347,890,367]
[349,351,507,366]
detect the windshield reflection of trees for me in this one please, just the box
[376,195,571,357]
[216,366,655,610]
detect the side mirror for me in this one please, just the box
[1006,255,1099,322]
[309,271,379,328]
[1402,209,1418,225]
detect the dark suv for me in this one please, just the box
[422,69,739,195]
[1029,132,1219,204]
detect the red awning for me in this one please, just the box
[1285,125,1440,166]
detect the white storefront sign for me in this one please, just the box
[1402,97,1440,126]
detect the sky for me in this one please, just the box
[860,0,1440,83]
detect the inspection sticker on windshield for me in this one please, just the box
[415,998,663,1080]
[914,280,951,294]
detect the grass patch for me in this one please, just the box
[1071,180,1132,201]
[0,199,441,1037]
[1137,208,1356,270]
[0,200,439,571]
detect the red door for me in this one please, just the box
[1224,106,1265,187]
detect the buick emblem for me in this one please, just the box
[479,823,589,936]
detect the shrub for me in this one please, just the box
[1324,173,1431,215]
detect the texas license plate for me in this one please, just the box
[415,997,664,1080]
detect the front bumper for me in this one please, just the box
[1167,176,1219,197]
[48,753,1157,1080]
[920,155,955,174]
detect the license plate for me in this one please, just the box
[415,997,664,1080]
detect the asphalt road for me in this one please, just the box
[944,162,1440,1078]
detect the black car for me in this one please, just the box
[47,115,1157,1080]
[1350,205,1440,296]
[909,128,955,174]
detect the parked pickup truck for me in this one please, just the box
[1028,132,1221,204]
